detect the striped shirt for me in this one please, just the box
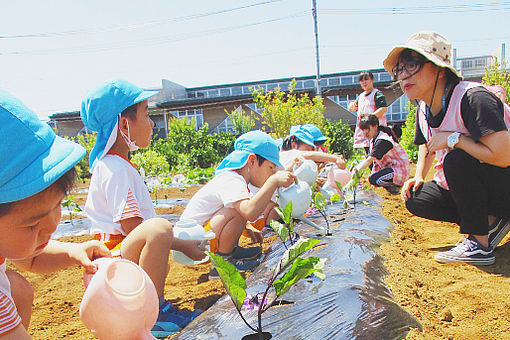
[120,188,143,220]
[0,258,22,336]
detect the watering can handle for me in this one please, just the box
[199,231,216,250]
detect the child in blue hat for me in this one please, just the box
[180,130,296,279]
[301,123,329,152]
[0,90,111,338]
[280,125,346,170]
[81,80,204,338]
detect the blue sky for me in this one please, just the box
[1,0,509,120]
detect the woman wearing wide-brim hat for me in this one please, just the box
[383,31,510,265]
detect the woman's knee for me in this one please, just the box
[368,174,378,186]
[443,148,476,176]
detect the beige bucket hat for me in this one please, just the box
[383,31,461,79]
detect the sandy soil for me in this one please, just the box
[10,172,510,339]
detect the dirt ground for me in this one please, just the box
[11,172,510,339]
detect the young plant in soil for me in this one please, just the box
[269,201,297,249]
[61,195,82,225]
[208,236,325,340]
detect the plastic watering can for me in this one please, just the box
[328,166,352,192]
[80,258,158,340]
[293,160,318,186]
[277,181,324,231]
[172,220,216,265]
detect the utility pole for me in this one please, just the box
[311,0,321,96]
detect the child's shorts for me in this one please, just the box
[93,233,125,258]
[203,221,219,253]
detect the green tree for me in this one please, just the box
[72,133,97,180]
[482,58,510,101]
[323,120,354,161]
[225,107,255,135]
[251,79,325,138]
[400,103,419,162]
[131,150,170,176]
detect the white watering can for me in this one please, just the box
[293,159,318,186]
[80,258,158,340]
[277,181,324,231]
[172,220,216,265]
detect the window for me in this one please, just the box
[327,94,356,110]
[220,88,231,96]
[213,116,234,133]
[385,94,410,122]
[341,76,353,85]
[379,72,392,81]
[170,109,204,129]
[304,80,315,88]
[207,89,219,97]
[279,82,291,91]
[328,77,340,86]
[231,87,242,96]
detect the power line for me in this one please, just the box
[0,0,282,39]
[0,11,307,56]
[319,2,510,15]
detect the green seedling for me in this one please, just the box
[272,201,295,247]
[61,195,82,225]
[208,236,325,338]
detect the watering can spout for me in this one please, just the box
[299,215,324,231]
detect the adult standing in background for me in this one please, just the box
[348,71,388,154]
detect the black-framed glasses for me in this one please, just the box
[392,60,427,80]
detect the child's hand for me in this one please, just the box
[245,224,264,245]
[180,239,207,261]
[272,170,297,188]
[335,156,346,169]
[71,241,112,274]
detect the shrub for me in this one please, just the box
[400,104,418,162]
[323,119,354,161]
[131,150,169,176]
[72,133,96,180]
[252,79,325,138]
[225,108,255,135]
[482,58,509,101]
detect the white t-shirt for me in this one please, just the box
[85,154,155,236]
[0,259,22,335]
[180,171,250,225]
[247,183,277,223]
[279,149,305,169]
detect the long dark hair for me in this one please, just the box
[359,114,399,143]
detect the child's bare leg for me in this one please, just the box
[6,270,33,329]
[209,207,246,254]
[120,217,173,297]
[263,203,279,224]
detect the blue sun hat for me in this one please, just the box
[302,124,328,142]
[81,79,159,171]
[288,125,316,149]
[215,130,284,174]
[0,90,86,204]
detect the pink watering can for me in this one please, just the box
[80,257,158,340]
[327,166,352,193]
